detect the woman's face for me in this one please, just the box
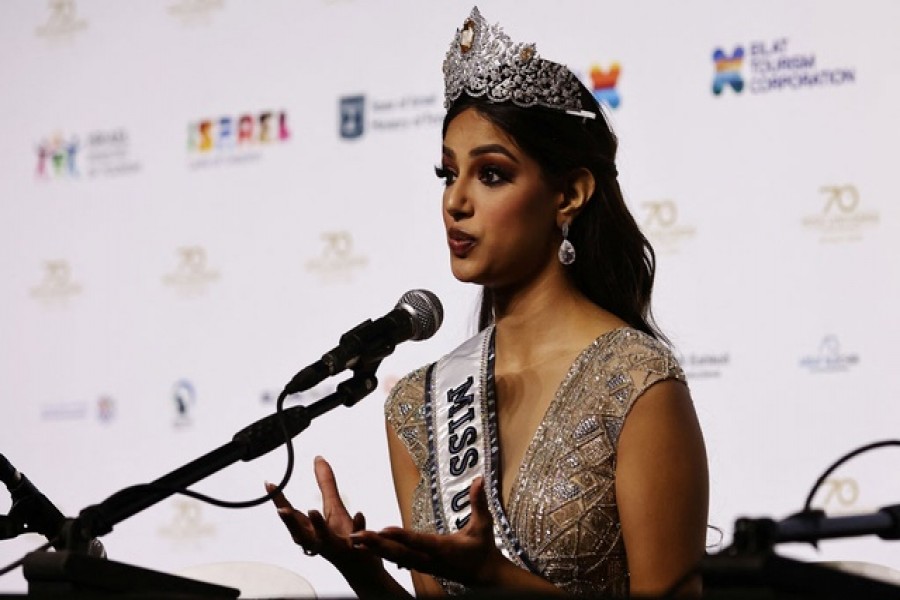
[438,108,561,290]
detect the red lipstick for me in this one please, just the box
[447,227,476,257]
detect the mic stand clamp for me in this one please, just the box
[703,507,900,599]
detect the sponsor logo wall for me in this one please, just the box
[1,1,898,597]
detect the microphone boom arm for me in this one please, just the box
[69,357,384,550]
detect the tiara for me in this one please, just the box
[443,7,595,119]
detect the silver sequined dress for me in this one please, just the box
[384,327,685,596]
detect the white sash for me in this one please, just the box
[424,325,537,573]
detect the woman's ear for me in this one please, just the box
[557,168,595,226]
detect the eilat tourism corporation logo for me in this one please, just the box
[640,200,696,254]
[712,38,856,96]
[802,184,878,243]
[187,110,290,169]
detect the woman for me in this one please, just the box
[268,8,708,597]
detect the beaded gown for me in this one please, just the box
[385,326,686,596]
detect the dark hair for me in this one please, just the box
[443,86,665,340]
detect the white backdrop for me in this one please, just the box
[1,0,899,596]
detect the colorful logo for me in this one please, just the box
[713,39,855,96]
[588,63,621,109]
[36,134,79,179]
[187,111,290,153]
[97,395,116,423]
[712,47,745,95]
[339,95,366,139]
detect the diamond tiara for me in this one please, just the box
[443,7,595,119]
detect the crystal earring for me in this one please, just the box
[558,222,576,265]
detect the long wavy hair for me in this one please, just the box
[443,86,665,340]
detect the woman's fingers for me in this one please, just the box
[467,476,493,535]
[265,482,323,553]
[351,530,433,571]
[352,511,367,533]
[313,456,351,520]
[265,481,293,511]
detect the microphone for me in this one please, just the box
[0,453,105,557]
[283,289,443,395]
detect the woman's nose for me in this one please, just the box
[444,182,472,220]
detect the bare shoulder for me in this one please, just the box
[616,376,708,596]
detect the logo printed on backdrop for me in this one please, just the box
[337,94,442,140]
[711,38,855,96]
[187,110,290,169]
[640,200,696,255]
[41,401,88,421]
[820,477,859,513]
[676,351,731,380]
[35,129,141,180]
[35,0,88,41]
[30,260,83,303]
[587,63,622,110]
[97,395,116,423]
[712,48,745,95]
[799,335,860,373]
[162,247,221,296]
[802,185,879,243]
[35,134,79,179]
[167,0,225,26]
[305,232,368,283]
[158,498,216,546]
[40,396,116,422]
[172,379,196,428]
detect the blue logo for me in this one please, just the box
[799,335,860,373]
[339,95,366,139]
[173,379,196,427]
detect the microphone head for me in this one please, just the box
[396,289,443,341]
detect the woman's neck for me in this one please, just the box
[490,271,624,369]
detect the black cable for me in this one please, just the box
[0,539,54,578]
[95,388,298,512]
[803,439,900,512]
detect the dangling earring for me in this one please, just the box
[558,222,576,265]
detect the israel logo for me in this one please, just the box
[339,95,366,140]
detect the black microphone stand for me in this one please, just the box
[20,357,384,597]
[702,506,900,599]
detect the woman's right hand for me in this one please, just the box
[267,456,382,578]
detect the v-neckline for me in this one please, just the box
[485,326,628,518]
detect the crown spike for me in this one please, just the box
[443,7,593,116]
